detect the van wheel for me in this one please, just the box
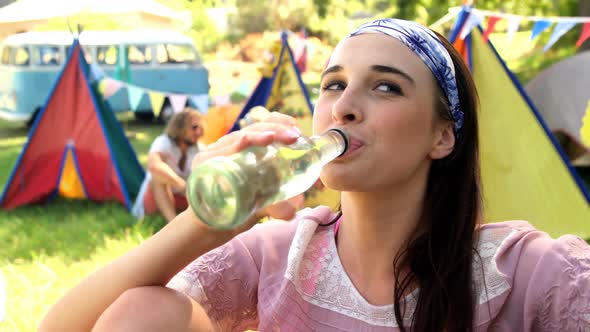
[134,111,154,122]
[26,107,41,128]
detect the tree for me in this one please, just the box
[580,0,590,51]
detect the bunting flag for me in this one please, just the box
[482,15,501,42]
[94,74,210,116]
[169,94,188,113]
[576,22,590,47]
[453,7,590,52]
[213,94,231,106]
[190,94,210,114]
[295,28,308,73]
[531,20,552,40]
[148,92,166,117]
[127,85,145,111]
[544,21,576,52]
[89,63,105,83]
[98,78,123,99]
[506,16,522,42]
[459,11,483,40]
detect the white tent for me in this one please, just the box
[525,51,590,165]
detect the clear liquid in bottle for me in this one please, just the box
[187,128,348,229]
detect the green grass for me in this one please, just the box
[0,116,166,331]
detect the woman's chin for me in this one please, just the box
[320,172,360,192]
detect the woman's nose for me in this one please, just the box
[331,89,364,124]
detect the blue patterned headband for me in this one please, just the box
[349,18,464,135]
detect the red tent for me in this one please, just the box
[0,40,144,210]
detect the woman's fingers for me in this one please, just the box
[241,121,300,142]
[265,111,298,127]
[192,121,300,168]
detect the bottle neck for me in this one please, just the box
[311,129,348,163]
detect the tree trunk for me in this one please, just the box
[579,1,590,52]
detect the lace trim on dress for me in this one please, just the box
[472,227,513,305]
[284,218,515,327]
[285,218,413,327]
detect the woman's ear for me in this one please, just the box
[430,122,455,160]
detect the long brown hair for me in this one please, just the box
[391,31,482,331]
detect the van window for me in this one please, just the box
[1,47,10,64]
[32,45,61,66]
[13,46,30,66]
[127,45,152,64]
[97,45,118,65]
[66,45,93,63]
[156,44,197,64]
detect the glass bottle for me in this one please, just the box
[187,128,348,229]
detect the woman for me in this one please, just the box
[134,108,204,222]
[40,19,590,331]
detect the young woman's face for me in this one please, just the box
[313,33,446,192]
[183,114,203,146]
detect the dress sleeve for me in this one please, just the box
[167,236,260,331]
[148,135,172,154]
[526,235,590,331]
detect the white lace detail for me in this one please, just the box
[472,227,514,305]
[285,218,414,327]
[285,218,515,327]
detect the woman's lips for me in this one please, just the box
[340,135,364,158]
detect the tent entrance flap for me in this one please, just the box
[58,145,87,199]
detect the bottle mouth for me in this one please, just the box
[327,128,349,157]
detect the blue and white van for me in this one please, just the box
[0,29,209,124]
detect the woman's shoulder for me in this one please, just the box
[477,220,589,277]
[474,220,590,329]
[149,134,174,152]
[478,220,589,264]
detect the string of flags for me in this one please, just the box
[88,63,209,117]
[458,7,590,52]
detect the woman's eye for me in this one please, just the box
[321,81,345,91]
[376,83,402,94]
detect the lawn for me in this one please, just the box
[0,116,167,332]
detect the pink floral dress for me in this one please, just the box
[168,206,590,331]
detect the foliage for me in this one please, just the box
[217,0,581,47]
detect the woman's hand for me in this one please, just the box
[186,111,302,242]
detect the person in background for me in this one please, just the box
[142,107,204,222]
[40,18,590,332]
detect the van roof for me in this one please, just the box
[2,30,194,46]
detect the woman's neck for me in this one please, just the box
[335,173,428,304]
[176,140,189,153]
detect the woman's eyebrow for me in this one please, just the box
[371,64,415,86]
[320,65,343,80]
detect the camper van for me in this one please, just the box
[0,30,209,125]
